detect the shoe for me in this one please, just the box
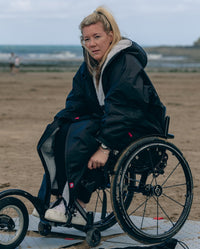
[32,200,56,218]
[32,208,39,218]
[44,199,67,223]
[71,210,87,226]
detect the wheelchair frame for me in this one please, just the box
[0,116,193,248]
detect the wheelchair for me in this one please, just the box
[0,116,193,248]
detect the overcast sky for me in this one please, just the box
[0,0,200,46]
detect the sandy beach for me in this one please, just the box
[0,71,199,248]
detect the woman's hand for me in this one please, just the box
[88,147,110,170]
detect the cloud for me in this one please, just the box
[10,0,32,11]
[0,0,96,19]
[1,0,200,19]
[111,0,200,16]
[0,0,199,45]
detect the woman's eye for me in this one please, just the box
[95,35,100,39]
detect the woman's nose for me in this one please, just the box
[89,38,96,47]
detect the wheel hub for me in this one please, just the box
[143,184,163,197]
[153,185,163,197]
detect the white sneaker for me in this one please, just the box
[44,199,67,223]
[32,208,40,218]
[32,200,56,218]
[71,210,87,226]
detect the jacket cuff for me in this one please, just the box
[95,137,112,151]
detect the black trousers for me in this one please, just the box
[54,122,106,203]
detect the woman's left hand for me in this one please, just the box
[88,147,110,170]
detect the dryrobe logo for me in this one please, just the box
[69,182,74,188]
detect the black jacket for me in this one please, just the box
[56,39,166,149]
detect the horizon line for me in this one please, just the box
[0,43,195,48]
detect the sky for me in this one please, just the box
[0,0,200,46]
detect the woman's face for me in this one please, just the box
[82,22,113,62]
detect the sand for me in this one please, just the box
[0,71,199,247]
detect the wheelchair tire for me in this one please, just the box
[0,197,29,249]
[111,137,193,244]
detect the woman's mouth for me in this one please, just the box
[92,50,100,54]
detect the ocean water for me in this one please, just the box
[0,44,199,70]
[0,45,83,65]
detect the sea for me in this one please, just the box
[0,45,83,65]
[0,44,199,71]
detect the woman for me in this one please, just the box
[36,7,166,225]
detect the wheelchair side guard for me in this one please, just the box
[164,116,174,139]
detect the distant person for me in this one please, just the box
[14,56,20,73]
[9,52,15,74]
[35,6,166,225]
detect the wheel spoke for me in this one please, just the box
[140,197,149,229]
[156,197,159,235]
[127,197,149,217]
[77,185,116,232]
[163,183,187,189]
[93,190,101,220]
[161,162,181,187]
[162,192,185,207]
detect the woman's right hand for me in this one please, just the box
[88,147,110,170]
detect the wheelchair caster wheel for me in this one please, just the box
[0,197,29,249]
[86,228,101,247]
[38,221,51,236]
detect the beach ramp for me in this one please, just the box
[7,214,199,248]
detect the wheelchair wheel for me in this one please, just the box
[76,170,135,232]
[111,137,193,244]
[0,197,29,249]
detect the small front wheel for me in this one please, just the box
[0,197,29,249]
[86,228,101,247]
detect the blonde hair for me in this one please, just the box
[79,6,121,81]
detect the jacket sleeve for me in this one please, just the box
[96,53,165,150]
[55,64,89,120]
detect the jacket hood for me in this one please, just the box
[102,39,148,71]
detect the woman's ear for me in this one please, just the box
[109,31,113,43]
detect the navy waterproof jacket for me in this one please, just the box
[56,39,166,149]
